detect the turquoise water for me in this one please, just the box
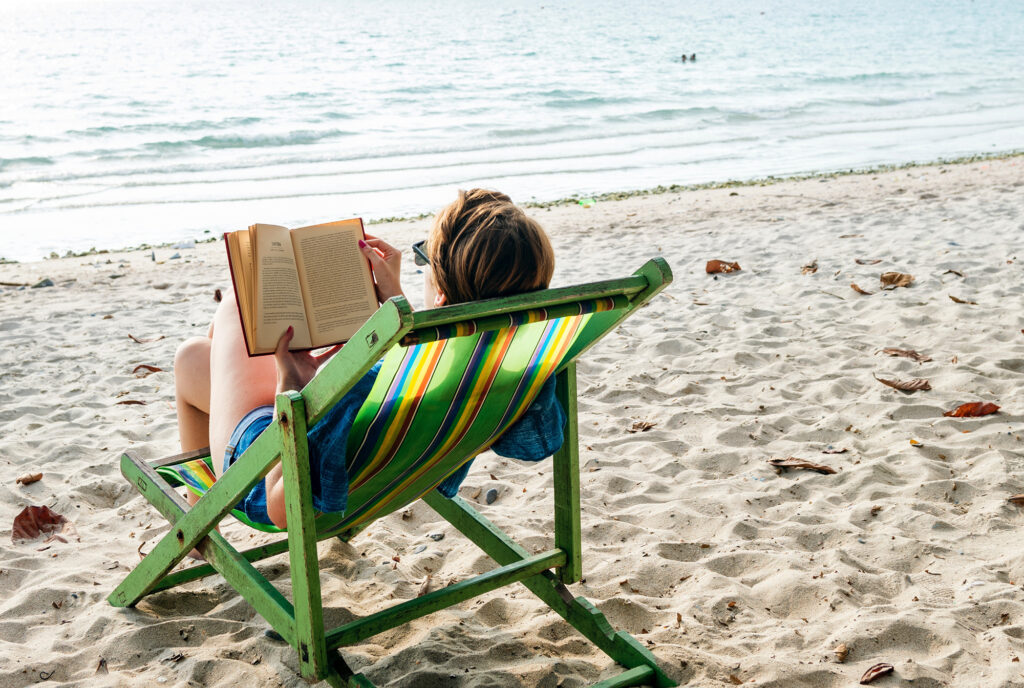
[1,0,1023,261]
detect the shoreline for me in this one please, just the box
[7,148,1022,265]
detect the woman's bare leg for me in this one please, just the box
[208,292,277,479]
[174,336,212,454]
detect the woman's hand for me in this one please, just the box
[273,326,341,394]
[359,234,403,303]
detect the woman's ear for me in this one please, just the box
[434,292,447,307]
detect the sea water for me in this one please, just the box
[1,0,1022,261]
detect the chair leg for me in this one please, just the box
[423,492,676,687]
[552,363,582,584]
[277,392,329,681]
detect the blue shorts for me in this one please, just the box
[224,405,277,524]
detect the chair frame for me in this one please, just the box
[108,259,675,688]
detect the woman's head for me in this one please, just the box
[427,189,555,305]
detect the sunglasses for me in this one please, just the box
[411,239,430,266]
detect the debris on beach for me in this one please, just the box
[31,278,55,288]
[949,294,977,305]
[850,283,873,295]
[214,288,223,302]
[627,420,656,433]
[855,258,882,265]
[873,374,931,392]
[132,364,163,378]
[942,402,999,417]
[801,260,818,275]
[879,272,914,289]
[15,472,43,485]
[767,458,837,475]
[706,260,741,274]
[879,348,932,363]
[128,333,165,344]
[484,488,499,505]
[942,269,965,278]
[834,643,849,662]
[822,447,848,454]
[116,399,147,406]
[12,505,70,543]
[1008,494,1024,506]
[418,575,432,597]
[860,663,894,684]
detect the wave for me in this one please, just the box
[65,117,263,137]
[544,95,639,109]
[0,156,56,171]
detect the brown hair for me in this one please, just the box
[427,188,555,305]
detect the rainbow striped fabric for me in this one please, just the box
[158,296,618,534]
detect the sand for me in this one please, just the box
[1,156,1023,687]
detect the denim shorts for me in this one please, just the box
[224,405,276,472]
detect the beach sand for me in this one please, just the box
[1,157,1022,687]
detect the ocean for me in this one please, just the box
[2,0,1023,262]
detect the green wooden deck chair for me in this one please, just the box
[108,258,675,688]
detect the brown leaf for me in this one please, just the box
[116,400,147,406]
[96,658,108,675]
[767,458,837,475]
[213,288,223,302]
[15,473,43,485]
[132,364,164,377]
[949,294,977,305]
[880,348,932,363]
[822,447,848,454]
[834,643,849,663]
[860,663,894,684]
[728,675,743,685]
[706,260,741,274]
[879,272,914,289]
[1007,494,1024,506]
[855,258,882,265]
[850,283,873,295]
[839,233,863,239]
[801,260,818,275]
[943,402,1000,418]
[128,333,165,344]
[12,505,67,543]
[873,374,931,392]
[627,420,656,433]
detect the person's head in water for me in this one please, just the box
[426,189,555,306]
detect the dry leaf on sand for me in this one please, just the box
[128,333,165,344]
[880,348,932,363]
[943,402,1000,418]
[822,447,848,454]
[1007,495,1024,506]
[880,272,914,289]
[855,258,882,265]
[949,294,977,305]
[627,420,656,433]
[801,260,818,275]
[706,260,741,274]
[132,364,164,377]
[860,663,894,684]
[767,458,837,475]
[12,505,69,543]
[850,283,873,295]
[873,374,931,392]
[116,400,148,406]
[15,473,43,485]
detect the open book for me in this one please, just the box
[224,219,378,356]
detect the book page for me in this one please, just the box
[253,223,313,352]
[291,219,378,347]
[224,229,257,354]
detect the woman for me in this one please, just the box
[174,189,565,530]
